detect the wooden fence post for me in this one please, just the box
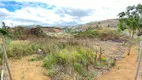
[135,37,142,80]
[136,39,141,62]
[1,44,12,80]
[1,70,4,80]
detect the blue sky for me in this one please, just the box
[0,0,142,27]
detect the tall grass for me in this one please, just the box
[0,38,115,79]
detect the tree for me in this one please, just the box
[2,22,7,29]
[136,4,142,36]
[0,22,8,36]
[118,4,142,55]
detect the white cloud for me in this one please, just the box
[2,20,35,27]
[0,8,10,17]
[1,6,80,26]
[0,0,142,26]
[12,0,142,9]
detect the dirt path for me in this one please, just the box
[97,46,140,80]
[8,55,50,80]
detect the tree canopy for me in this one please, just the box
[118,4,142,36]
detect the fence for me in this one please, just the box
[135,37,142,80]
[0,37,12,80]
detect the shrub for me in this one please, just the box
[99,28,121,41]
[73,62,86,76]
[55,49,69,65]
[43,55,56,69]
[74,30,99,38]
[74,27,126,41]
[6,40,38,58]
[43,44,100,79]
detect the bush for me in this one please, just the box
[6,40,37,58]
[74,27,126,41]
[99,28,121,41]
[74,29,99,38]
[8,26,46,40]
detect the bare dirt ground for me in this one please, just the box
[97,46,140,80]
[8,55,50,80]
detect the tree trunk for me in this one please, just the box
[127,41,132,55]
[127,31,134,55]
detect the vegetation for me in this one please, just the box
[7,26,46,40]
[74,27,126,41]
[42,40,114,80]
[118,4,142,55]
[0,37,117,79]
[2,4,141,79]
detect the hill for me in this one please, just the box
[75,18,119,30]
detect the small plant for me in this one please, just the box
[47,69,55,77]
[100,57,107,63]
[110,59,116,66]
[43,55,56,69]
[73,62,86,76]
[86,71,97,80]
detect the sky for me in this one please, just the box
[0,0,142,27]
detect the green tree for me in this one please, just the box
[2,22,7,29]
[118,4,142,55]
[0,22,8,36]
[136,4,142,36]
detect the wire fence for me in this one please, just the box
[135,37,142,80]
[0,37,12,80]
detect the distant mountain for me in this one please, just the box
[75,19,119,30]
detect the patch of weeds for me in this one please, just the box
[55,49,69,65]
[43,55,56,69]
[74,62,87,76]
[96,61,106,68]
[109,59,116,67]
[47,69,55,77]
[89,71,97,79]
[100,57,107,63]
